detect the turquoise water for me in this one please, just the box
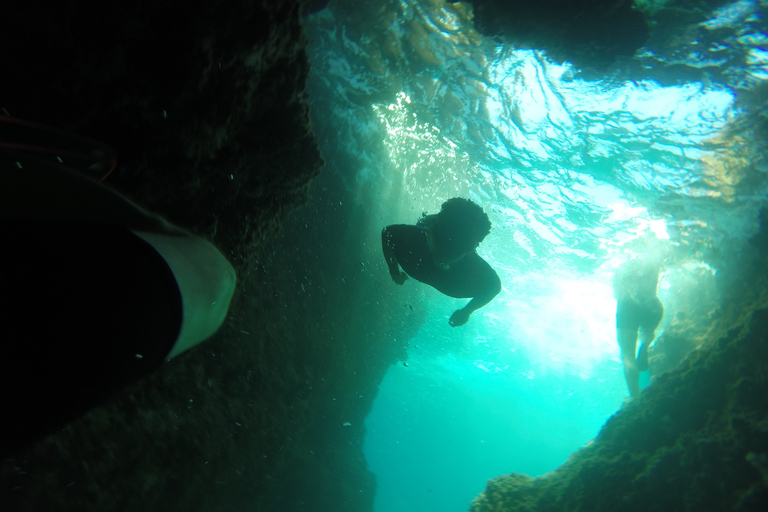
[365,303,627,511]
[303,1,767,511]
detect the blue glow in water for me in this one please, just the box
[365,276,627,512]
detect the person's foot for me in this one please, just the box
[636,343,649,372]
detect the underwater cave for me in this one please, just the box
[1,1,767,511]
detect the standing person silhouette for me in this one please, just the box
[614,258,663,397]
[382,198,501,326]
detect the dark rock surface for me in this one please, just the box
[467,0,650,70]
[1,0,318,262]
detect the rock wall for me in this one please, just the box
[1,1,419,511]
[2,0,325,264]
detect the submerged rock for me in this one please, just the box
[467,0,650,70]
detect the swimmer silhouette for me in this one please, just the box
[614,257,663,398]
[382,198,501,326]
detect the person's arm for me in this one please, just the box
[449,274,501,327]
[381,226,408,285]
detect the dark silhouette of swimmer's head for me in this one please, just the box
[431,198,491,258]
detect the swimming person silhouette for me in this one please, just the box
[382,198,501,326]
[613,257,664,398]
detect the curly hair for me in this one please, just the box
[431,198,491,254]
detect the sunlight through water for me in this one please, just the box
[303,1,768,511]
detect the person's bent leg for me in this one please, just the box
[617,327,641,398]
[636,327,655,372]
[636,298,663,373]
